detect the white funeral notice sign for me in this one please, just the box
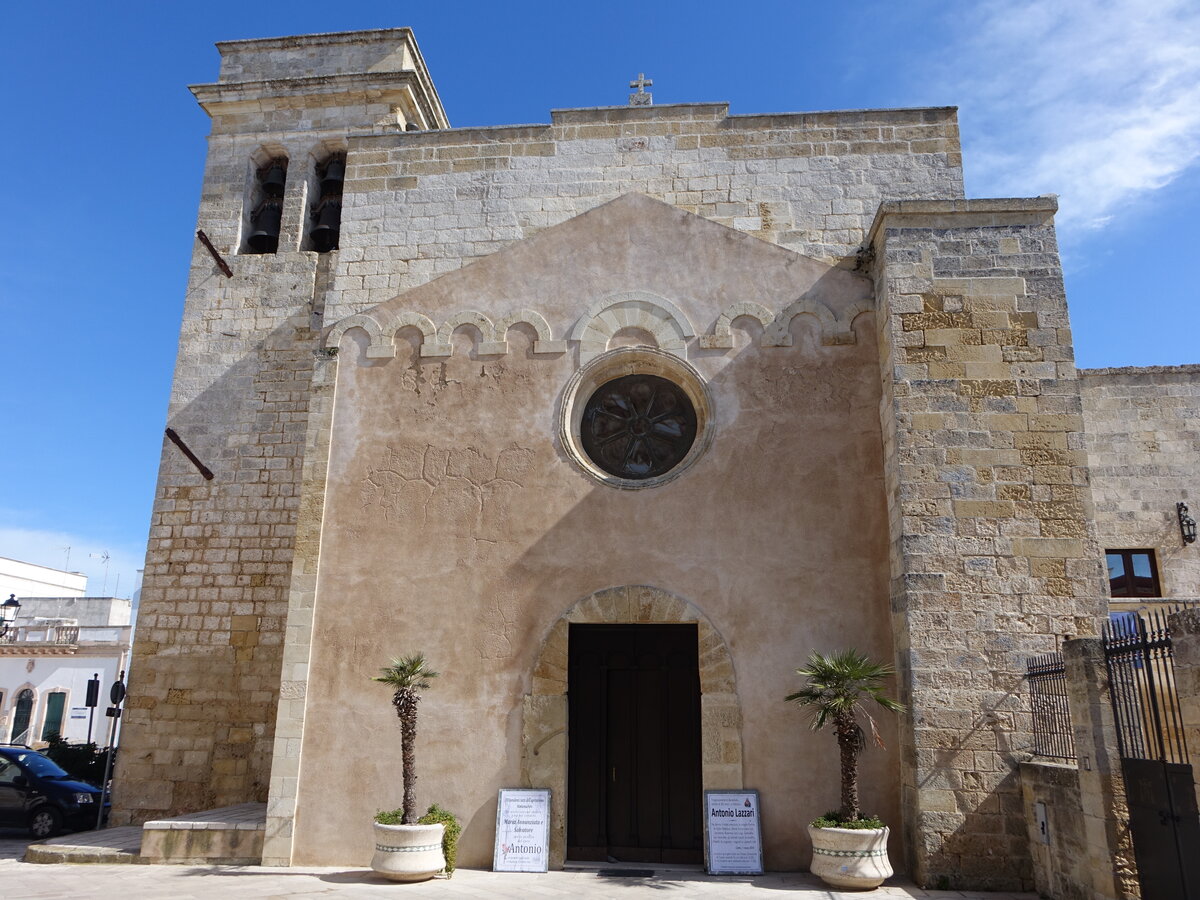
[705,790,764,875]
[493,789,551,872]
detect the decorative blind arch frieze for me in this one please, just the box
[429,309,498,357]
[494,309,569,355]
[698,301,776,349]
[322,292,866,361]
[761,295,871,347]
[763,298,840,346]
[325,312,396,359]
[568,291,696,365]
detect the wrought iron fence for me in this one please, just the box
[1103,607,1189,764]
[1026,651,1076,760]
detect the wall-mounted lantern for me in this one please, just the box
[1178,502,1197,545]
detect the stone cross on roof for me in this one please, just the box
[628,73,653,106]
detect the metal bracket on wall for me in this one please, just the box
[165,428,214,480]
[532,728,565,756]
[196,229,233,278]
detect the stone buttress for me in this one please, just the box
[869,198,1109,890]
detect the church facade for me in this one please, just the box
[111,28,1199,891]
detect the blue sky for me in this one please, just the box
[2,0,1198,598]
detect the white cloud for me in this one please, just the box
[0,527,144,599]
[945,0,1200,234]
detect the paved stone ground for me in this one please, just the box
[0,829,1037,900]
[0,862,1040,900]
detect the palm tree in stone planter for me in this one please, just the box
[375,653,438,823]
[370,653,445,882]
[786,649,903,890]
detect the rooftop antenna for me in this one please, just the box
[62,546,71,570]
[89,551,111,595]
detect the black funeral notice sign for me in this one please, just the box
[493,788,551,872]
[704,790,764,875]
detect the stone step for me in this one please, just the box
[140,802,266,865]
[24,824,144,864]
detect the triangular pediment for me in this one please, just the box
[326,193,873,359]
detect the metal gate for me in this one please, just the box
[1104,610,1200,900]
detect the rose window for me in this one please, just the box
[579,374,698,480]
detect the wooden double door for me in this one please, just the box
[567,624,702,863]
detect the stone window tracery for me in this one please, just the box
[560,347,713,489]
[580,374,697,480]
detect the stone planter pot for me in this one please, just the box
[808,823,892,890]
[371,822,445,882]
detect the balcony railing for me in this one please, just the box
[0,622,81,645]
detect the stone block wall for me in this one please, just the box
[869,198,1110,890]
[327,102,964,323]
[1019,761,1090,900]
[112,255,321,819]
[1081,365,1200,597]
[111,30,447,823]
[1018,638,1138,900]
[1061,639,1138,899]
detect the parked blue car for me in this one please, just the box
[0,746,107,838]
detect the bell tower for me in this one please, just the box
[112,30,447,824]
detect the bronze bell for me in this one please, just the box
[310,198,341,253]
[320,157,346,196]
[260,160,287,198]
[247,198,283,253]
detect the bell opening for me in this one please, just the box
[310,197,342,254]
[259,159,288,199]
[320,155,346,196]
[309,153,346,253]
[247,198,283,254]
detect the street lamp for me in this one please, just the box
[0,593,20,637]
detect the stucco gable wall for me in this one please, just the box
[287,199,896,871]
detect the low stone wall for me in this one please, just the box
[1019,761,1090,900]
[139,803,266,865]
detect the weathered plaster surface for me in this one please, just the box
[285,196,894,870]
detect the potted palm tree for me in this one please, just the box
[786,649,903,890]
[370,653,446,882]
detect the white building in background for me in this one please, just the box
[0,558,133,747]
[0,556,86,600]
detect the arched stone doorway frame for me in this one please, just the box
[521,585,744,868]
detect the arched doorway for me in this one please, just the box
[11,689,33,744]
[568,622,702,863]
[522,585,744,867]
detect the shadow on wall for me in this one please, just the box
[299,307,897,871]
[913,694,1029,892]
[111,306,321,825]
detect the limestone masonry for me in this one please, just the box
[111,28,1198,893]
